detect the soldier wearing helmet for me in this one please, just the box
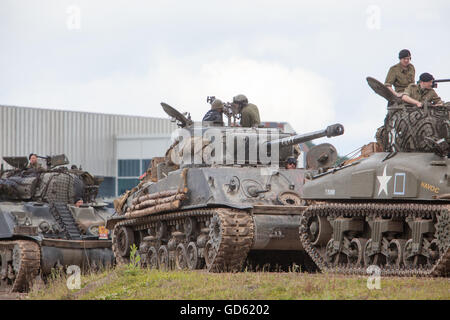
[202,98,224,124]
[232,94,260,128]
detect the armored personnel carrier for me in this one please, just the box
[0,154,114,291]
[298,77,450,277]
[107,101,344,272]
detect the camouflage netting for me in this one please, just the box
[377,105,450,153]
[0,170,85,204]
[35,172,77,203]
[0,175,38,200]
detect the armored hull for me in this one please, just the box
[108,166,310,271]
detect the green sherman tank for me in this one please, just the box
[107,102,344,272]
[0,155,114,291]
[298,77,450,277]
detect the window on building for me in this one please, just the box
[142,159,152,173]
[117,178,140,195]
[118,159,140,177]
[98,176,116,198]
[116,159,153,196]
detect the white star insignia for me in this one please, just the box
[377,165,392,196]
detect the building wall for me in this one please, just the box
[0,105,177,177]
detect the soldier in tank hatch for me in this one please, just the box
[385,49,415,96]
[401,72,443,107]
[202,98,224,124]
[285,157,297,169]
[232,94,260,128]
[27,153,42,169]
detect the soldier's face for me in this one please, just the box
[30,155,37,164]
[420,81,433,89]
[286,163,296,169]
[400,57,411,67]
[75,199,84,207]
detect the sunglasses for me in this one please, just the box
[287,159,297,165]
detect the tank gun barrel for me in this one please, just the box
[267,124,344,148]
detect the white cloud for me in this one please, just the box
[6,54,336,134]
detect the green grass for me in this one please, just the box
[27,266,450,300]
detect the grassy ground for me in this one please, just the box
[27,265,450,300]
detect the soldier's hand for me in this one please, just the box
[416,102,423,108]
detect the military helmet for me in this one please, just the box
[233,94,248,105]
[211,99,223,111]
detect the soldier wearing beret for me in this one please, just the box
[385,49,415,95]
[401,72,443,107]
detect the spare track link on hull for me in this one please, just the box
[0,240,41,292]
[112,207,254,272]
[299,202,449,277]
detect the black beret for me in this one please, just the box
[419,72,434,82]
[399,49,411,59]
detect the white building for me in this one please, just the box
[0,105,177,197]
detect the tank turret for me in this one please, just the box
[162,103,344,169]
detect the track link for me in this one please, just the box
[299,202,449,277]
[0,240,41,292]
[112,207,254,272]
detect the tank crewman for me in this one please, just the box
[285,157,297,169]
[232,94,260,127]
[401,73,444,107]
[385,49,415,95]
[202,98,224,123]
[27,153,42,169]
[74,198,84,207]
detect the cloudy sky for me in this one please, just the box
[1,0,449,154]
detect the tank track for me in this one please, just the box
[0,240,41,292]
[49,203,82,240]
[299,202,449,277]
[112,207,254,272]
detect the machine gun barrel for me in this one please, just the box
[432,79,450,88]
[267,124,344,148]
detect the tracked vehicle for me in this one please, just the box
[0,155,114,291]
[299,77,450,277]
[107,102,344,272]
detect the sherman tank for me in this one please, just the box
[0,154,114,291]
[107,102,344,272]
[298,77,450,277]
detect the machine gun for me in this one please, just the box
[432,79,450,88]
